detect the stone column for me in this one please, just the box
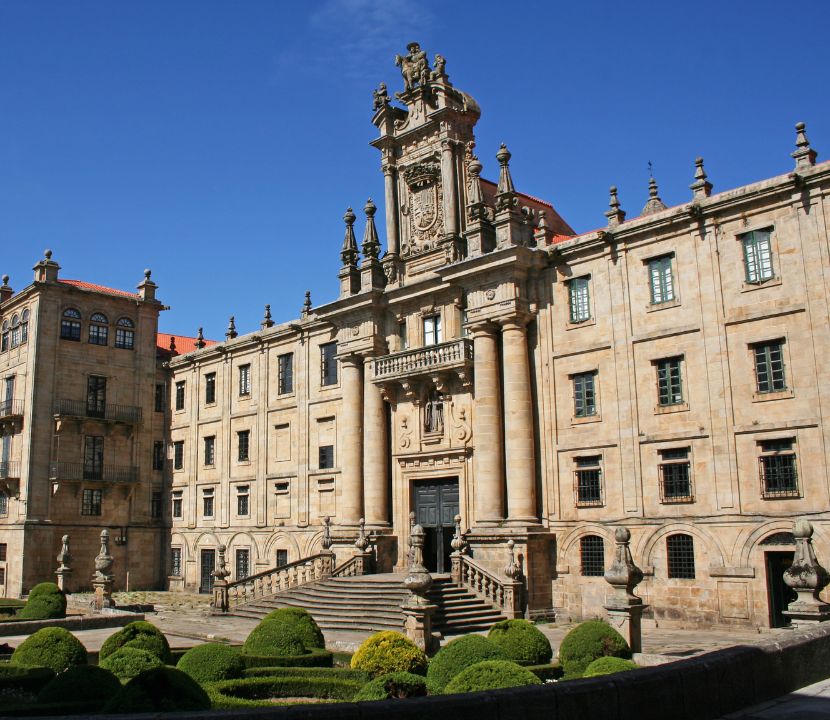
[472,325,504,524]
[441,139,459,238]
[339,354,364,525]
[363,360,389,526]
[383,165,399,255]
[502,319,537,523]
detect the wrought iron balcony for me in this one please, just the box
[0,460,20,480]
[53,399,142,424]
[49,461,139,484]
[0,399,24,419]
[372,338,474,383]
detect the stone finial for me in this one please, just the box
[504,539,522,580]
[55,534,72,591]
[604,527,644,605]
[496,143,516,200]
[783,519,830,626]
[604,186,627,227]
[792,121,818,169]
[340,207,359,267]
[301,291,312,318]
[169,335,177,354]
[354,518,370,552]
[0,275,12,303]
[641,170,668,215]
[690,157,713,199]
[44,249,52,260]
[361,198,381,261]
[404,524,431,588]
[136,268,157,302]
[261,305,274,329]
[450,514,467,554]
[321,516,333,551]
[225,316,237,340]
[93,529,114,581]
[33,248,61,283]
[213,544,231,581]
[195,327,206,349]
[407,511,417,565]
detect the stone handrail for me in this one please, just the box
[225,553,335,609]
[451,553,523,619]
[331,555,362,577]
[373,338,473,381]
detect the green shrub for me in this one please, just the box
[557,620,631,677]
[487,619,553,665]
[102,667,211,714]
[583,656,639,677]
[242,665,369,682]
[205,675,363,710]
[354,671,428,701]
[99,621,171,664]
[262,607,325,649]
[27,582,61,599]
[426,634,508,693]
[16,583,66,621]
[242,619,306,657]
[100,646,164,681]
[443,660,542,694]
[10,627,87,673]
[350,631,427,678]
[240,648,333,669]
[0,664,55,695]
[177,643,244,683]
[37,664,121,706]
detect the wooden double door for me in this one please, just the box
[413,479,459,573]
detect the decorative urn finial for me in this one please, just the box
[354,518,370,552]
[262,304,274,329]
[93,529,114,581]
[226,315,237,340]
[361,198,381,260]
[195,327,206,349]
[321,516,333,551]
[792,121,818,169]
[604,527,644,606]
[340,207,359,267]
[605,185,627,227]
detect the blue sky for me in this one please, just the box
[2,1,828,340]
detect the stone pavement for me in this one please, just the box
[719,677,830,719]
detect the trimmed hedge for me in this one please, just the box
[427,634,508,693]
[243,619,306,657]
[354,671,428,701]
[0,664,55,695]
[350,631,428,678]
[10,627,87,673]
[488,619,553,665]
[443,659,543,694]
[102,667,211,714]
[177,643,245,683]
[205,675,363,710]
[583,656,639,677]
[100,646,165,681]
[527,663,564,681]
[240,647,333,668]
[99,621,172,664]
[17,584,66,621]
[262,607,325,649]
[243,665,369,682]
[37,664,121,706]
[557,620,631,678]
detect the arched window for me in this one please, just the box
[9,315,20,348]
[666,533,695,579]
[88,312,109,346]
[60,308,82,341]
[115,317,135,350]
[580,535,605,576]
[0,320,8,352]
[20,309,29,344]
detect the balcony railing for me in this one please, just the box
[373,338,474,382]
[49,461,139,484]
[0,461,20,480]
[53,399,142,424]
[0,399,24,419]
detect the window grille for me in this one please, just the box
[205,373,216,404]
[580,535,605,576]
[237,430,250,461]
[170,547,182,576]
[574,455,603,507]
[278,353,294,394]
[237,485,249,516]
[203,488,215,518]
[173,441,184,470]
[235,548,250,580]
[759,438,799,498]
[115,317,134,350]
[204,436,216,466]
[649,255,675,304]
[656,357,684,406]
[172,491,183,519]
[0,492,7,516]
[667,534,696,578]
[175,381,185,410]
[742,229,774,284]
[321,342,338,386]
[754,341,786,393]
[659,447,694,502]
[239,364,251,396]
[573,371,597,418]
[568,277,591,323]
[318,445,334,469]
[82,488,103,516]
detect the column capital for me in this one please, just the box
[338,352,365,369]
[468,320,500,338]
[498,312,534,331]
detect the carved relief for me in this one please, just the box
[400,158,444,255]
[449,402,472,446]
[399,416,413,449]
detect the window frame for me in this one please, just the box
[423,314,442,346]
[172,490,183,519]
[205,372,217,405]
[81,488,103,516]
[320,342,338,387]
[88,313,109,346]
[753,340,787,395]
[580,535,605,577]
[170,546,182,577]
[204,435,216,467]
[235,548,250,580]
[574,455,603,507]
[152,440,165,471]
[202,488,215,518]
[151,490,162,519]
[656,356,684,407]
[173,440,184,470]
[758,437,800,499]
[567,276,591,324]
[572,371,597,419]
[238,364,251,396]
[114,317,135,350]
[658,447,694,503]
[236,485,250,517]
[741,228,775,285]
[60,308,82,341]
[278,353,294,395]
[666,534,696,579]
[154,384,165,413]
[237,430,250,462]
[318,444,335,470]
[175,381,186,411]
[648,254,675,305]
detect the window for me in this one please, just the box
[151,491,162,519]
[173,440,184,470]
[170,547,182,576]
[9,315,20,348]
[237,430,250,462]
[20,310,29,344]
[754,340,786,394]
[175,381,185,410]
[60,308,81,341]
[4,375,15,414]
[87,375,106,418]
[648,255,675,304]
[423,314,442,346]
[203,488,215,518]
[659,447,694,503]
[278,353,294,394]
[115,317,135,349]
[574,455,603,507]
[205,373,216,404]
[204,436,216,466]
[0,543,6,560]
[318,444,334,469]
[237,485,250,516]
[568,277,591,323]
[656,357,684,406]
[759,438,799,498]
[154,384,165,412]
[742,229,774,284]
[235,548,250,580]
[276,549,288,567]
[580,535,605,576]
[153,441,165,471]
[321,342,338,386]
[82,488,103,516]
[0,492,7,516]
[172,490,183,519]
[83,436,104,480]
[88,312,108,345]
[1,321,7,352]
[399,321,408,350]
[239,364,251,396]
[666,534,696,579]
[573,371,597,418]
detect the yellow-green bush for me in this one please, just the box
[350,631,428,678]
[583,656,639,677]
[10,627,87,673]
[487,619,553,665]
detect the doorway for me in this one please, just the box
[413,479,458,573]
[765,551,796,627]
[200,549,216,594]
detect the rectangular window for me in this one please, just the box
[574,456,603,507]
[175,381,185,411]
[154,384,165,413]
[88,323,108,346]
[205,373,216,404]
[659,447,694,503]
[656,357,684,406]
[235,548,250,580]
[278,353,294,395]
[0,492,7,516]
[115,326,134,350]
[203,488,215,518]
[153,441,165,471]
[318,444,334,470]
[60,319,81,341]
[83,436,104,480]
[754,341,786,394]
[648,255,675,304]
[666,534,696,579]
[759,438,799,498]
[170,547,182,576]
[237,485,250,516]
[580,535,605,577]
[321,342,338,386]
[742,229,774,284]
[151,491,162,519]
[276,549,288,567]
[172,490,183,519]
[0,543,6,561]
[237,430,250,462]
[568,277,591,323]
[239,364,251,396]
[573,371,597,418]
[86,375,107,418]
[204,436,216,466]
[173,441,184,470]
[399,321,408,350]
[81,488,102,516]
[423,314,442,346]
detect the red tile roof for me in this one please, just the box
[157,332,218,356]
[59,279,139,299]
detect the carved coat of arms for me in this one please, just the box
[401,160,443,253]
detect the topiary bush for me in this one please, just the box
[0,664,55,695]
[100,646,165,681]
[177,642,245,683]
[443,660,542,694]
[487,619,553,665]
[102,667,211,714]
[426,634,508,694]
[240,647,333,668]
[557,620,631,678]
[242,619,307,657]
[205,675,363,710]
[99,621,172,664]
[262,607,325,649]
[37,664,121,706]
[350,631,428,678]
[354,671,428,701]
[17,583,67,620]
[10,627,88,673]
[583,656,639,677]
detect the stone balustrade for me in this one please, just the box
[452,553,523,619]
[372,337,473,382]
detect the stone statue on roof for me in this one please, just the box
[395,42,431,93]
[372,82,390,111]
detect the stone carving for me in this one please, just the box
[402,522,437,652]
[321,516,333,551]
[449,403,472,446]
[211,544,231,613]
[400,160,444,254]
[783,519,830,626]
[354,517,370,552]
[424,390,444,434]
[504,539,521,580]
[55,534,71,592]
[603,527,646,653]
[450,514,467,554]
[372,82,390,111]
[92,529,115,611]
[431,54,447,80]
[395,42,430,94]
[399,416,413,449]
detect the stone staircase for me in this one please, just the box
[229,573,506,636]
